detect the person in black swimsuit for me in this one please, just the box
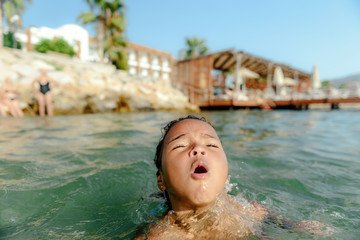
[40,82,51,95]
[32,69,58,116]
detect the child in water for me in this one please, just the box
[139,115,331,239]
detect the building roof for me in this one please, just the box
[191,49,311,81]
[127,42,173,58]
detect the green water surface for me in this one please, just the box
[0,110,359,239]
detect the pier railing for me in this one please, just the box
[192,86,360,109]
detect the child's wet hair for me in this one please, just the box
[154,115,209,175]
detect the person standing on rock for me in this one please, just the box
[0,77,24,117]
[32,69,58,116]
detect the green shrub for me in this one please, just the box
[322,80,331,87]
[34,39,53,53]
[34,38,75,57]
[52,38,76,56]
[3,32,21,49]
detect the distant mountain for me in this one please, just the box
[331,73,360,87]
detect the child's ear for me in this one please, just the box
[157,171,166,191]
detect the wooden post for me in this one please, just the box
[169,56,174,81]
[294,71,299,82]
[190,59,195,104]
[159,56,163,80]
[76,40,81,58]
[148,53,152,77]
[135,50,140,76]
[233,52,242,99]
[26,27,32,52]
[267,62,273,90]
[294,71,299,92]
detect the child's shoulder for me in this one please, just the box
[145,216,188,239]
[226,193,268,219]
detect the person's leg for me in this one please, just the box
[0,101,6,117]
[8,101,18,117]
[0,103,6,117]
[14,100,24,117]
[38,93,45,116]
[45,92,53,116]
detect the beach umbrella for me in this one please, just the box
[238,67,260,79]
[283,77,297,86]
[274,66,284,95]
[274,66,284,86]
[312,65,321,89]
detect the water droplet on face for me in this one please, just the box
[201,181,207,190]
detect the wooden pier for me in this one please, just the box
[175,49,360,110]
[199,97,360,110]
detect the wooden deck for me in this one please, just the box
[199,97,360,110]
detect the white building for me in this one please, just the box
[12,24,91,61]
[10,24,174,79]
[127,42,174,81]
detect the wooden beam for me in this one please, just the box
[221,54,236,70]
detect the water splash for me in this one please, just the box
[146,177,265,238]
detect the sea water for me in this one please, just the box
[0,110,359,239]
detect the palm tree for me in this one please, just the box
[78,0,128,69]
[0,0,32,47]
[180,36,209,59]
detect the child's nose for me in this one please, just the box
[191,145,206,156]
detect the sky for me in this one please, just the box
[17,0,360,80]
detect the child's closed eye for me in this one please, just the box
[207,144,219,148]
[172,145,186,150]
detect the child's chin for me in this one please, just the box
[190,190,218,208]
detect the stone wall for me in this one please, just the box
[0,48,199,115]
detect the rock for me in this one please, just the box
[48,71,74,85]
[31,60,55,71]
[0,64,18,81]
[0,47,199,115]
[11,63,40,78]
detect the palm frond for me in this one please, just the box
[110,15,124,31]
[3,2,16,18]
[77,12,97,24]
[112,35,126,46]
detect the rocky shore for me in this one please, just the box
[0,47,199,116]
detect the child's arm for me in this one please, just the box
[265,210,334,236]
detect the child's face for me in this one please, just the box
[158,119,228,212]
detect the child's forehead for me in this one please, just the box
[165,119,217,140]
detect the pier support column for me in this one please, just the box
[266,62,274,98]
[331,103,339,110]
[267,62,273,90]
[233,52,243,99]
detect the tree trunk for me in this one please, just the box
[0,0,3,48]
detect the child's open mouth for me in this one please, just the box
[191,162,209,179]
[194,166,208,174]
